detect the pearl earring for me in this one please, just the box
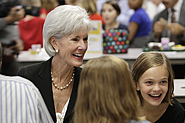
[56,49,58,53]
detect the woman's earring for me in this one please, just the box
[56,49,58,53]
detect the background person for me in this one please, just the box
[97,0,134,26]
[131,51,185,123]
[74,55,150,123]
[128,0,152,48]
[101,1,128,30]
[149,0,185,45]
[18,0,45,51]
[18,5,92,123]
[77,0,104,25]
[0,43,53,123]
[143,0,165,21]
[0,1,24,76]
[65,0,78,5]
[40,0,58,19]
[148,0,185,79]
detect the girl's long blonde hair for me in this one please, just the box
[74,56,140,123]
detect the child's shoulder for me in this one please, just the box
[135,8,146,14]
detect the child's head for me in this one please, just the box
[41,0,58,11]
[128,0,143,10]
[20,0,41,7]
[75,55,140,123]
[77,0,97,15]
[131,52,174,106]
[101,1,120,25]
[65,0,78,5]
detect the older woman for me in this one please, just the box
[18,5,92,123]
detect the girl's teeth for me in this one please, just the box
[152,95,160,97]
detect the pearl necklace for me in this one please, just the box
[51,68,75,90]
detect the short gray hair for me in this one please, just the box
[43,5,93,57]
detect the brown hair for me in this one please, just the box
[101,1,121,15]
[41,0,57,11]
[21,0,41,6]
[78,0,97,15]
[131,51,174,106]
[74,55,140,123]
[66,0,77,5]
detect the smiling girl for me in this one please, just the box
[131,51,185,123]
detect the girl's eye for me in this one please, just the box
[161,81,167,84]
[108,9,112,12]
[145,81,152,84]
